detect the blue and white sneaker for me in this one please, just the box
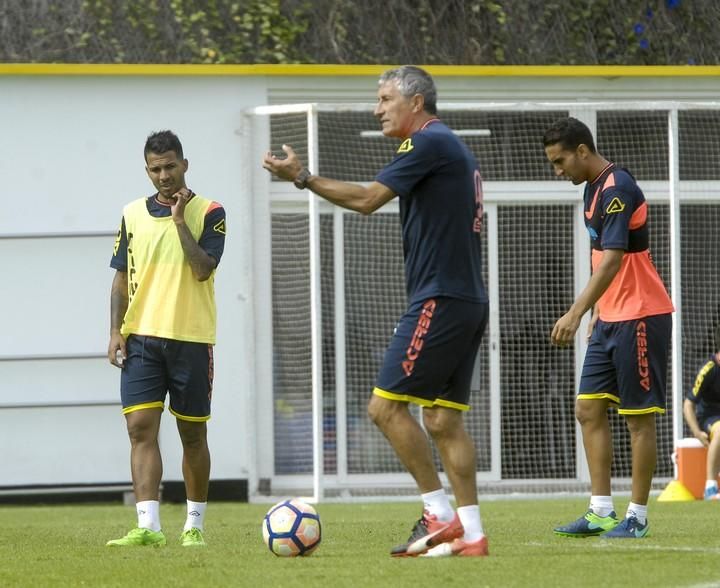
[554,510,619,537]
[704,485,719,500]
[601,516,648,539]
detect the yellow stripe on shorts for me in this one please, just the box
[373,387,470,411]
[122,401,165,415]
[577,392,621,404]
[169,407,211,422]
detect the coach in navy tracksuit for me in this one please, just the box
[263,65,488,558]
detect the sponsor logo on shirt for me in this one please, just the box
[127,231,138,300]
[397,138,414,154]
[637,321,650,391]
[606,197,626,214]
[402,299,436,377]
[213,219,226,234]
[692,359,715,397]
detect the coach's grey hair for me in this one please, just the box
[379,65,437,115]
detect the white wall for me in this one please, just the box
[0,73,265,488]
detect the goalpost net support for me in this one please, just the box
[249,101,720,502]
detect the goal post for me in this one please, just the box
[667,109,683,468]
[249,100,720,502]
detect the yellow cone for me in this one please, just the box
[657,480,696,502]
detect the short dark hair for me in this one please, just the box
[379,65,438,115]
[144,130,184,161]
[542,117,597,153]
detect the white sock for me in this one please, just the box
[457,504,484,542]
[421,489,454,522]
[626,502,647,525]
[589,495,614,517]
[136,500,161,532]
[706,479,718,491]
[184,500,207,532]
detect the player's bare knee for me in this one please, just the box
[574,399,606,427]
[181,433,208,452]
[422,410,443,437]
[125,410,160,445]
[624,413,655,437]
[574,404,595,427]
[367,398,391,430]
[177,421,208,450]
[127,426,154,447]
[425,420,451,440]
[574,404,588,426]
[710,433,720,451]
[423,407,462,439]
[367,395,401,430]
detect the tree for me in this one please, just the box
[0,0,716,65]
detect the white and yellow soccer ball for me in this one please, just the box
[262,498,321,557]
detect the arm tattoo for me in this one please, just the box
[175,222,217,281]
[110,272,129,333]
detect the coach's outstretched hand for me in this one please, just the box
[262,144,304,183]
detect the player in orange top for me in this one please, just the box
[543,117,674,539]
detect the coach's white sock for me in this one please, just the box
[184,500,207,532]
[589,495,614,517]
[136,500,161,532]
[457,504,484,542]
[626,502,647,525]
[421,489,454,522]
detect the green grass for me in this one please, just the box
[1,498,719,587]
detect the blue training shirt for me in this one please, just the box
[687,353,720,423]
[375,119,487,304]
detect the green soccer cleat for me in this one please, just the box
[554,510,620,537]
[180,527,207,547]
[106,527,166,547]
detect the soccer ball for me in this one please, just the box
[262,498,321,557]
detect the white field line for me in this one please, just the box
[523,540,720,554]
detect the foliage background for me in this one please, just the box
[0,0,715,65]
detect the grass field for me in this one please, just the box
[1,497,719,587]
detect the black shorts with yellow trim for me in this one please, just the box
[700,414,720,438]
[374,297,488,411]
[578,313,671,415]
[120,335,214,421]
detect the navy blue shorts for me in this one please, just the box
[373,297,488,411]
[120,335,214,421]
[700,414,720,436]
[579,313,671,415]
